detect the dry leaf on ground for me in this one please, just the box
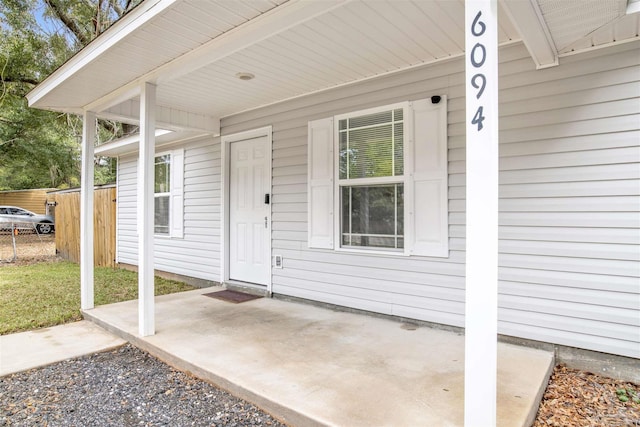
[534,365,640,427]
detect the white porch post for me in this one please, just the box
[80,111,96,311]
[138,82,156,336]
[464,0,499,426]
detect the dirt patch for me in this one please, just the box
[0,233,57,266]
[534,365,640,426]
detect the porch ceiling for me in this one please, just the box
[155,0,520,118]
[27,0,639,129]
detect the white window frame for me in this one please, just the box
[333,101,411,256]
[308,96,449,258]
[150,148,184,239]
[154,152,171,236]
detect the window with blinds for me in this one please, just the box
[338,108,403,179]
[308,97,449,257]
[338,107,405,250]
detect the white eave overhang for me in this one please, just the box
[27,0,178,111]
[27,0,639,127]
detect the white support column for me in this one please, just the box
[80,111,96,311]
[464,1,499,426]
[138,82,156,336]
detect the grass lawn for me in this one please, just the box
[0,261,196,335]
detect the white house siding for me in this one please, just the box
[220,41,640,359]
[116,136,221,282]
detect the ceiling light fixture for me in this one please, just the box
[236,72,255,81]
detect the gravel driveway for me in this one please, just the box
[0,344,288,426]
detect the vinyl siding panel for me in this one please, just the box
[116,136,221,281]
[220,40,639,358]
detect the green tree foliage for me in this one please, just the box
[0,0,140,191]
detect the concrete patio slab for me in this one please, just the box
[84,287,554,427]
[0,320,126,376]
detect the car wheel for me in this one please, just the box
[37,223,53,234]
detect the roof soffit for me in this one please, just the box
[29,0,518,118]
[537,0,629,51]
[27,0,638,124]
[27,0,178,108]
[27,0,293,113]
[92,1,521,121]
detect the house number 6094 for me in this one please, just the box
[470,11,487,131]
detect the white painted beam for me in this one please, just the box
[138,82,156,337]
[465,1,499,426]
[80,111,96,311]
[501,0,558,69]
[87,85,141,116]
[101,100,220,134]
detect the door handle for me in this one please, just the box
[264,216,268,228]
[264,193,270,204]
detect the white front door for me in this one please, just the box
[229,136,271,285]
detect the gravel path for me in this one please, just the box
[3,332,638,427]
[0,344,288,426]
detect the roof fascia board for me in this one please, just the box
[558,36,640,58]
[100,100,220,134]
[84,0,348,114]
[27,0,177,108]
[501,0,559,69]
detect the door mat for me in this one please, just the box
[202,290,263,304]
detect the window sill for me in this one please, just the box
[154,234,175,239]
[333,246,409,257]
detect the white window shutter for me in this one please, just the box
[408,97,449,257]
[308,117,334,249]
[170,148,184,238]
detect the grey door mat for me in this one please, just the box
[202,290,263,304]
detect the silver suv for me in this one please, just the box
[0,206,55,234]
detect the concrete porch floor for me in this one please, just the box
[83,287,554,427]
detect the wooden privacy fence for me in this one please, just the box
[54,186,116,267]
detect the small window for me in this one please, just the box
[154,154,171,234]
